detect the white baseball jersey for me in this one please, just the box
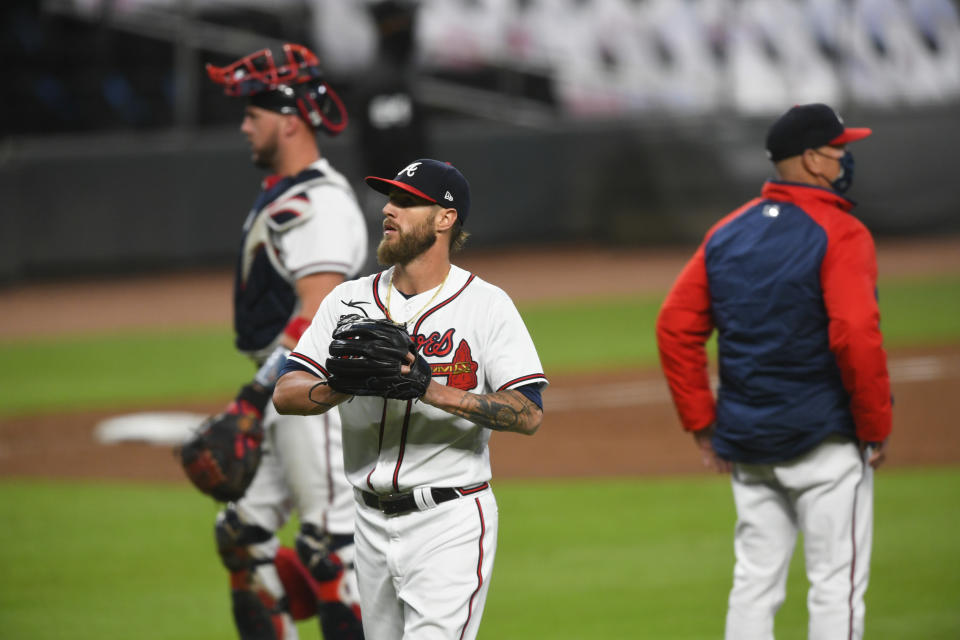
[286,264,548,492]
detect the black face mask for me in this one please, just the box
[831,151,855,194]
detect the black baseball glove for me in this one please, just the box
[177,384,268,502]
[325,315,432,400]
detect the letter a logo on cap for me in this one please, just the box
[401,161,421,177]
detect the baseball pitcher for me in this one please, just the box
[274,159,548,639]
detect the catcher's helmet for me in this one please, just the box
[206,43,347,135]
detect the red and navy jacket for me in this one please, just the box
[656,180,892,463]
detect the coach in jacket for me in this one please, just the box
[656,103,892,640]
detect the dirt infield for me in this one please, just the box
[1,237,959,483]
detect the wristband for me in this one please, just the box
[284,316,311,343]
[254,345,292,390]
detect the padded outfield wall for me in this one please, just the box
[1,106,957,281]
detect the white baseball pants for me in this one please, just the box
[231,407,358,639]
[238,406,355,535]
[354,488,499,640]
[725,435,874,640]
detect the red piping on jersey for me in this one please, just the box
[412,274,476,335]
[367,398,389,491]
[377,398,387,453]
[291,351,329,377]
[370,272,477,491]
[384,275,476,490]
[497,373,546,392]
[391,400,414,492]
[372,271,388,316]
[459,498,486,640]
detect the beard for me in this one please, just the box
[377,216,438,266]
[250,136,279,170]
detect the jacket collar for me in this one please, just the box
[761,180,856,212]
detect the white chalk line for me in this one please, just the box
[545,355,960,411]
[0,356,955,457]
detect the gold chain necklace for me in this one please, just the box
[385,268,450,326]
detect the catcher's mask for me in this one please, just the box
[206,43,347,135]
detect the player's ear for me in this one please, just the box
[282,113,304,138]
[800,148,820,176]
[435,207,457,233]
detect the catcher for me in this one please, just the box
[179,43,367,640]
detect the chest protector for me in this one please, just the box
[234,168,325,354]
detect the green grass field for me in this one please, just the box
[1,471,958,639]
[1,275,958,417]
[0,272,958,638]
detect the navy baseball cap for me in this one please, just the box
[365,159,471,225]
[766,103,872,162]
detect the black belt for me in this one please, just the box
[358,483,489,516]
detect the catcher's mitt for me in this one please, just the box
[326,315,432,400]
[178,385,267,501]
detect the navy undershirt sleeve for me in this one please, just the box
[278,359,315,378]
[515,383,544,410]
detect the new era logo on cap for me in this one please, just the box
[365,158,472,225]
[765,103,872,162]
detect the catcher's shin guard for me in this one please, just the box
[231,590,292,640]
[295,524,364,640]
[216,507,297,639]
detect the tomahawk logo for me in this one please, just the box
[430,339,479,391]
[399,161,421,178]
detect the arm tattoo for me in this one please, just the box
[307,381,338,412]
[451,390,540,433]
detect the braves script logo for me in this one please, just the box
[414,329,455,356]
[413,329,478,391]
